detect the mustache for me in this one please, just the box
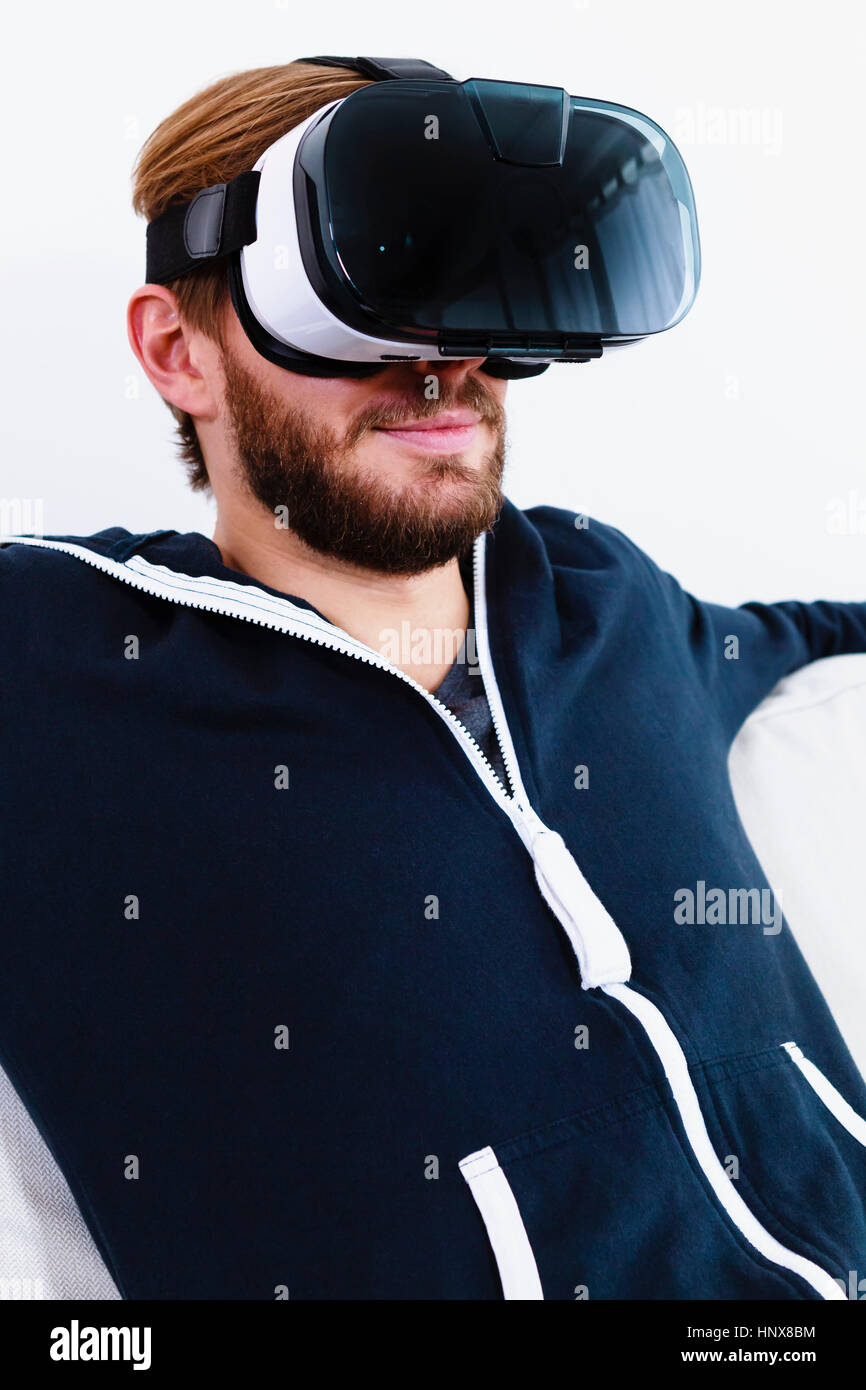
[343,377,506,447]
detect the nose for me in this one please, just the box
[404,356,488,381]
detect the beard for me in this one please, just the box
[220,348,508,575]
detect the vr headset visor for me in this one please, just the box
[145,55,701,379]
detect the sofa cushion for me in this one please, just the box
[729,653,866,1077]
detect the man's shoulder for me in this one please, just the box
[0,529,140,617]
[509,499,660,580]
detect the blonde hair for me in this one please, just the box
[131,61,373,490]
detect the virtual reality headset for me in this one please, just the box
[145,54,701,380]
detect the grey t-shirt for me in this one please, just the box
[432,641,509,789]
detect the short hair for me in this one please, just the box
[131,61,372,490]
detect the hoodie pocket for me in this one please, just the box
[458,1076,832,1301]
[697,1040,866,1281]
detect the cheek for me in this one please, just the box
[223,311,365,426]
[288,377,371,421]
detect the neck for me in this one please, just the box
[211,503,471,693]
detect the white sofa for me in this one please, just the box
[728,651,866,1079]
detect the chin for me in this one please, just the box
[382,448,490,484]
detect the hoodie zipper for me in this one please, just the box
[3,536,520,800]
[2,530,630,985]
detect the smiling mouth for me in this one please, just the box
[374,416,481,454]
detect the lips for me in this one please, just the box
[379,410,480,432]
[374,411,482,455]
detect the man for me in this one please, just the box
[2,56,866,1302]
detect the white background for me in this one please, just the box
[1,0,864,605]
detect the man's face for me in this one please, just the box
[214,308,509,575]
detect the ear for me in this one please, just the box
[127,284,220,420]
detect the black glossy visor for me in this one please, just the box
[296,79,700,353]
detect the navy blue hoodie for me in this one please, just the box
[2,500,866,1300]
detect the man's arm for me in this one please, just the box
[617,526,866,742]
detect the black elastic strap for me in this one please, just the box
[296,54,454,82]
[145,169,261,285]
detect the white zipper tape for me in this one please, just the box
[1,535,514,800]
[470,530,529,806]
[4,532,633,992]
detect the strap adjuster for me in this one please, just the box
[183,184,227,259]
[145,169,260,285]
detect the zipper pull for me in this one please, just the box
[522,814,632,990]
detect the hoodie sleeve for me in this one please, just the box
[649,555,866,743]
[593,522,866,744]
